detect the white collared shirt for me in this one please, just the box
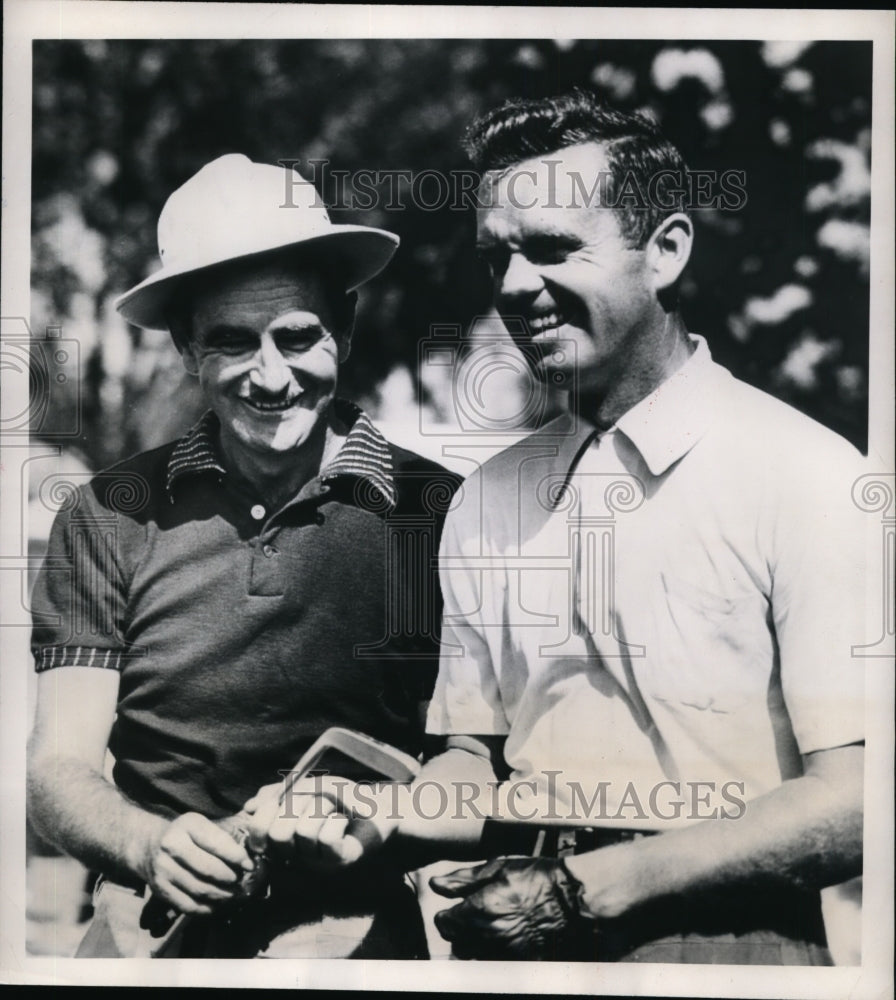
[428,337,868,828]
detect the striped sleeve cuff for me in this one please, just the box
[35,646,125,673]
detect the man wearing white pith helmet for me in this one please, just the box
[27,155,459,958]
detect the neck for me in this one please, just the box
[218,417,347,508]
[576,314,694,430]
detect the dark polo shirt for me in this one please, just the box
[32,401,460,821]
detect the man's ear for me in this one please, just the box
[645,213,693,294]
[337,290,358,363]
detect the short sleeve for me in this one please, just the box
[771,441,869,755]
[30,485,130,673]
[426,475,510,737]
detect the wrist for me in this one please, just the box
[396,780,487,844]
[559,857,600,923]
[563,844,641,920]
[125,812,167,883]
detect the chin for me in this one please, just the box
[272,421,324,453]
[236,411,327,455]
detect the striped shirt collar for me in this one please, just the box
[166,411,225,495]
[319,399,396,508]
[166,399,396,509]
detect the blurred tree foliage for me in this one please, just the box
[30,39,871,468]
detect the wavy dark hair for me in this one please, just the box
[463,90,689,248]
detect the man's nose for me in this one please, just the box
[250,335,292,393]
[499,253,543,303]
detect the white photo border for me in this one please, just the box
[2,3,893,994]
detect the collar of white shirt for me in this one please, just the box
[541,333,721,486]
[614,334,720,477]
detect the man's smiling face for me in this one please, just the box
[476,142,657,398]
[181,258,351,461]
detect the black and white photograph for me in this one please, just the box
[1,3,893,994]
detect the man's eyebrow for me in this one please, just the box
[202,324,256,342]
[270,316,324,331]
[524,232,581,249]
[475,232,579,257]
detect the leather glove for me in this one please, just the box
[430,856,597,961]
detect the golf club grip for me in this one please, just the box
[139,811,261,949]
[139,728,420,955]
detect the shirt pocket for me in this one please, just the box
[641,571,770,713]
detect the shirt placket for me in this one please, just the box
[244,499,280,597]
[244,480,332,597]
[572,436,608,641]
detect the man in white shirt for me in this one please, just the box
[254,93,867,964]
[418,92,866,963]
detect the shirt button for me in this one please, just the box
[262,544,275,557]
[250,504,266,521]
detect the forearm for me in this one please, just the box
[27,755,167,883]
[565,745,863,920]
[346,743,500,865]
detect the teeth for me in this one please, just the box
[245,397,300,412]
[529,313,564,333]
